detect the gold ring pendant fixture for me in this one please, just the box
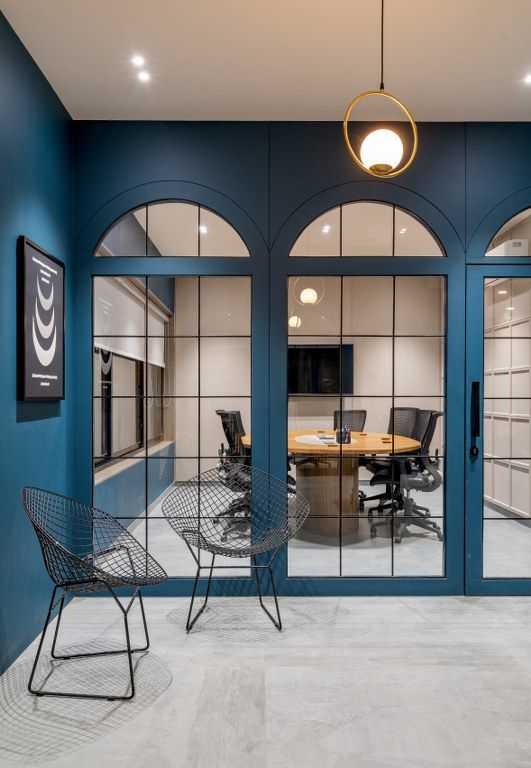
[343,0,418,178]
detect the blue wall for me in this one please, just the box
[73,120,531,255]
[94,443,175,519]
[0,15,73,672]
[3,10,531,664]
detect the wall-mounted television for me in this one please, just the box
[288,344,354,395]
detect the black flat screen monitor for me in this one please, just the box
[288,344,354,395]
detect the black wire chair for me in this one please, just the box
[20,486,167,701]
[161,465,310,632]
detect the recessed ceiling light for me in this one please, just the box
[399,228,407,234]
[131,55,145,67]
[497,289,508,295]
[321,225,331,234]
[199,225,208,234]
[524,73,531,84]
[507,306,515,311]
[138,71,150,82]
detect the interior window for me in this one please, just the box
[486,209,531,257]
[94,201,249,258]
[290,201,445,257]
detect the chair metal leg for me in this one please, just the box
[28,585,148,701]
[186,554,216,633]
[28,585,60,696]
[50,587,150,660]
[253,559,282,631]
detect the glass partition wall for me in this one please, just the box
[287,275,446,578]
[92,274,252,577]
[88,197,457,591]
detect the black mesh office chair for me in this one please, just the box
[369,410,444,543]
[20,487,167,700]
[216,408,296,497]
[359,407,419,514]
[215,409,250,464]
[333,409,367,432]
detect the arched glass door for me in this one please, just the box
[466,207,531,593]
[271,198,465,595]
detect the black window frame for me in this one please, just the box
[94,347,165,467]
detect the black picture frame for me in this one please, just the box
[18,236,65,401]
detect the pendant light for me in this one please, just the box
[343,0,418,178]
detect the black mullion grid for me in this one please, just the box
[339,205,343,258]
[145,206,149,257]
[284,333,446,338]
[198,207,201,257]
[391,275,396,576]
[339,276,343,576]
[143,277,148,561]
[392,206,396,257]
[197,277,202,567]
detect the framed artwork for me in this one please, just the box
[18,237,65,400]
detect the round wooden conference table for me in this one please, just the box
[241,430,421,540]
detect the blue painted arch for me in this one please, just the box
[75,179,269,265]
[270,180,465,265]
[267,180,466,595]
[466,185,531,262]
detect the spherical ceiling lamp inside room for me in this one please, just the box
[342,0,418,178]
[299,287,318,305]
[292,277,326,307]
[288,314,302,329]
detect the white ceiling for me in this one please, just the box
[2,0,531,121]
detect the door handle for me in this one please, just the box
[470,381,480,457]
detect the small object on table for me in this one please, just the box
[335,425,352,444]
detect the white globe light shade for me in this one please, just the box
[360,128,403,174]
[300,287,318,305]
[288,315,302,329]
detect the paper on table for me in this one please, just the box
[293,434,358,446]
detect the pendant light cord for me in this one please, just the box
[379,0,385,90]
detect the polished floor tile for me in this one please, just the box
[1,596,531,767]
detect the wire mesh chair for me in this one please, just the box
[162,465,310,632]
[20,486,167,701]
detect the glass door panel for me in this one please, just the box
[466,269,531,592]
[483,278,531,578]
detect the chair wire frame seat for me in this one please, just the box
[20,486,167,701]
[161,465,310,632]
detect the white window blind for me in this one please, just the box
[94,277,167,367]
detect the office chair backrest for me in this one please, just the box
[333,409,367,432]
[419,410,443,459]
[215,409,248,460]
[411,409,433,445]
[388,407,418,438]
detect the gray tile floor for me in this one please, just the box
[1,595,531,767]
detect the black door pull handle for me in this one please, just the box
[470,381,480,457]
